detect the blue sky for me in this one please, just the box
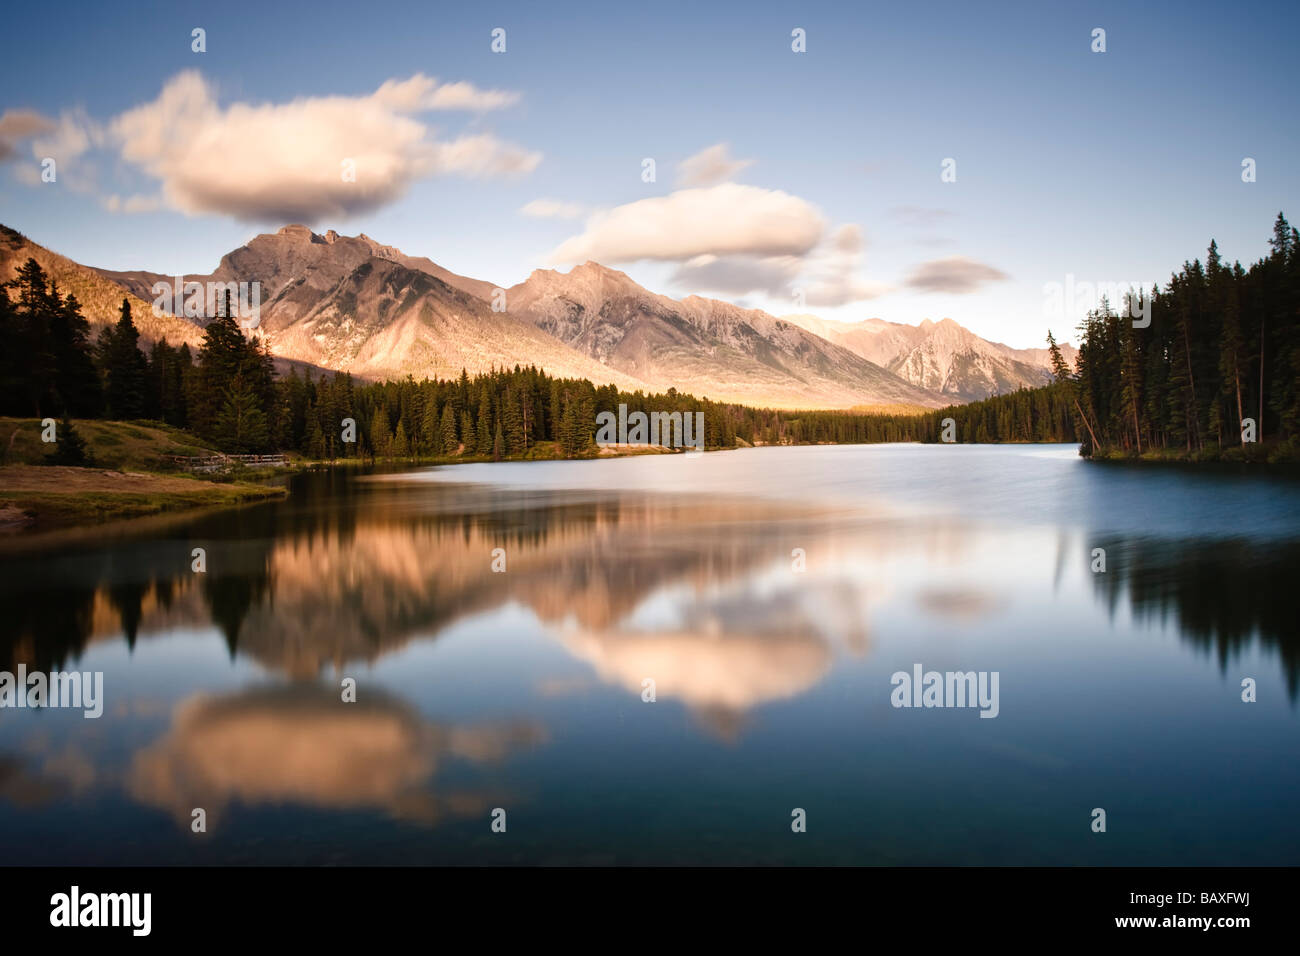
[1,0,1296,348]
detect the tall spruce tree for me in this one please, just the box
[100,298,149,420]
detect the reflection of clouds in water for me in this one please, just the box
[559,626,832,713]
[554,583,842,719]
[544,535,946,727]
[128,684,544,828]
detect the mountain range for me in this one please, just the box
[1,223,1069,409]
[780,313,1075,402]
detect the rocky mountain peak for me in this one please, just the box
[275,224,318,242]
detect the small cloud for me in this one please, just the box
[676,143,754,187]
[520,198,588,220]
[0,109,56,161]
[796,224,891,306]
[905,255,1008,294]
[372,75,521,112]
[1,108,103,192]
[31,108,104,163]
[548,183,823,264]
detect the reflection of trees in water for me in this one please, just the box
[1090,536,1300,700]
[0,470,819,673]
[0,501,279,670]
[0,576,96,672]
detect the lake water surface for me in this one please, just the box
[1,444,1298,864]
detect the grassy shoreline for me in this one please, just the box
[0,417,704,535]
[0,418,289,534]
[0,464,286,532]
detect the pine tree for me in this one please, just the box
[475,384,492,454]
[370,409,392,458]
[502,387,524,453]
[51,292,102,417]
[392,420,410,458]
[191,301,250,440]
[305,413,325,460]
[100,298,149,420]
[421,398,440,455]
[440,403,459,454]
[0,286,18,413]
[6,259,58,415]
[213,370,270,452]
[42,417,93,466]
[1046,331,1072,382]
[460,410,474,455]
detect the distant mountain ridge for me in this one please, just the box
[0,224,204,352]
[5,222,1064,409]
[780,314,1076,402]
[505,261,942,409]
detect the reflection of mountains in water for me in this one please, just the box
[3,471,1297,707]
[0,475,865,679]
[1089,536,1300,700]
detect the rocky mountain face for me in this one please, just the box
[781,314,1077,402]
[94,226,653,390]
[505,262,943,409]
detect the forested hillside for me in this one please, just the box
[1062,213,1299,460]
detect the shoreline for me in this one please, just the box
[0,464,287,536]
[6,436,1297,544]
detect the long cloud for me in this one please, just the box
[99,71,537,222]
[548,183,825,264]
[905,255,1009,294]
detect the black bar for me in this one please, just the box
[5,866,1279,941]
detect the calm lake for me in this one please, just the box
[2,444,1298,865]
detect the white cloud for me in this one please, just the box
[668,223,889,305]
[676,143,755,187]
[671,254,803,296]
[793,225,891,306]
[2,108,104,192]
[905,256,1009,293]
[548,183,824,264]
[109,71,538,223]
[372,75,521,112]
[0,109,56,161]
[31,108,104,163]
[520,199,589,220]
